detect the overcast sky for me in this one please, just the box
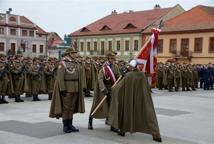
[0,0,213,38]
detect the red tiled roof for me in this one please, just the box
[36,25,48,35]
[20,16,34,24]
[162,5,214,33]
[71,7,173,36]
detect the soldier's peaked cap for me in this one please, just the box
[65,47,78,54]
[105,52,115,58]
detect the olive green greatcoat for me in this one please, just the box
[109,70,161,138]
[89,62,120,118]
[49,62,85,119]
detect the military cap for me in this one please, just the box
[65,47,78,55]
[105,52,115,59]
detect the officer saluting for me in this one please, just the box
[49,47,85,133]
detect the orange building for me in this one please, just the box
[143,5,214,64]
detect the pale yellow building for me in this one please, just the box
[70,5,184,60]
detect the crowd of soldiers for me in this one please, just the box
[0,53,58,104]
[156,62,214,92]
[0,50,128,105]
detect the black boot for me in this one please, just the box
[153,137,162,142]
[110,126,119,133]
[63,120,72,133]
[105,118,109,125]
[0,96,3,104]
[15,95,24,102]
[69,119,79,132]
[33,95,37,101]
[88,117,93,130]
[35,95,41,101]
[48,93,52,100]
[118,130,125,136]
[2,96,8,104]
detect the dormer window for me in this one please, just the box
[124,23,137,29]
[80,27,90,32]
[9,17,17,22]
[100,25,111,31]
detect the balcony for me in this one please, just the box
[171,50,193,62]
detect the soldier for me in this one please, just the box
[44,58,56,100]
[23,57,33,97]
[49,48,85,133]
[0,54,9,104]
[167,64,174,92]
[156,62,164,90]
[88,52,120,131]
[10,55,25,102]
[84,57,94,97]
[29,58,42,101]
[174,63,181,91]
[181,64,188,91]
[109,59,162,142]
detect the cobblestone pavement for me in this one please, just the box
[0,89,213,144]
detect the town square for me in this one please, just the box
[0,0,214,144]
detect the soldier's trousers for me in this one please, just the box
[157,77,163,89]
[62,92,78,120]
[0,79,9,96]
[14,79,24,95]
[182,78,187,90]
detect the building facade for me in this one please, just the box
[70,4,184,60]
[142,5,214,64]
[47,33,71,59]
[0,11,48,57]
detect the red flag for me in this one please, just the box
[135,28,160,86]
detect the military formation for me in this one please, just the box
[1,47,213,143]
[156,62,214,92]
[0,52,58,104]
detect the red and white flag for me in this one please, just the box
[135,28,160,86]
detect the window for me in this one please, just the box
[124,23,137,29]
[181,38,189,56]
[29,31,34,37]
[125,40,129,51]
[11,43,16,53]
[9,17,16,22]
[169,39,177,53]
[0,27,4,35]
[209,37,214,53]
[80,27,90,32]
[158,39,163,53]
[87,42,90,51]
[40,45,44,53]
[108,41,112,51]
[134,40,139,51]
[101,41,105,55]
[0,42,4,51]
[80,42,84,51]
[21,43,26,52]
[22,30,27,36]
[194,38,203,53]
[100,25,111,31]
[116,41,120,51]
[10,29,16,35]
[94,41,97,51]
[32,44,36,53]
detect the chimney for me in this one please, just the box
[154,4,161,9]
[111,10,117,14]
